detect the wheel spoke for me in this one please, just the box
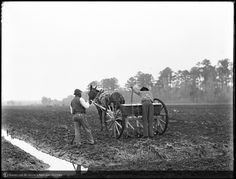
[159,122,164,131]
[160,105,164,112]
[140,124,143,128]
[115,117,122,121]
[136,120,143,128]
[126,120,134,130]
[115,123,120,136]
[107,113,113,118]
[159,118,166,124]
[115,121,122,128]
[108,120,115,129]
[106,118,113,123]
[113,124,116,137]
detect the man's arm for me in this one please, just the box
[80,98,90,109]
[70,105,73,114]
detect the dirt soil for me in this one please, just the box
[2,104,233,173]
[1,137,50,171]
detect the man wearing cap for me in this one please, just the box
[70,89,95,147]
[131,85,154,138]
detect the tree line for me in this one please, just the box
[41,58,233,106]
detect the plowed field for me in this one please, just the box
[2,104,233,175]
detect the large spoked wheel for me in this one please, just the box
[153,98,168,135]
[122,115,143,138]
[105,104,124,139]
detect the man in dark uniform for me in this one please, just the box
[70,89,94,147]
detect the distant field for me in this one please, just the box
[1,104,233,173]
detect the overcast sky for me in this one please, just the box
[2,2,234,101]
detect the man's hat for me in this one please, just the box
[140,87,149,91]
[74,89,82,95]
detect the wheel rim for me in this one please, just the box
[153,98,168,135]
[105,105,123,139]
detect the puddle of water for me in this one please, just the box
[1,129,88,172]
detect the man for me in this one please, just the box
[131,85,154,138]
[70,89,95,147]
